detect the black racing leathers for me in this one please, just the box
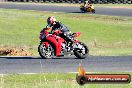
[47,21,73,43]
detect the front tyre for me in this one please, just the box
[38,43,54,59]
[74,42,89,59]
[80,7,86,13]
[80,8,85,13]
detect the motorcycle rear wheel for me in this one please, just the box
[92,9,95,13]
[38,43,54,59]
[74,42,89,59]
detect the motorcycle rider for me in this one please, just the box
[43,16,74,43]
[84,0,90,8]
[84,0,94,11]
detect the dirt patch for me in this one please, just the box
[71,14,127,22]
[0,48,32,56]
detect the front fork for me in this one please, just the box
[73,42,84,50]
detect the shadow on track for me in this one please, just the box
[67,11,91,14]
[70,12,84,13]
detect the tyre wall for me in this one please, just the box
[7,0,132,4]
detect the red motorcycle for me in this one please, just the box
[38,28,89,59]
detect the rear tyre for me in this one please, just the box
[38,43,54,59]
[92,9,95,13]
[74,42,89,59]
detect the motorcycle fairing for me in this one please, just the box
[45,35,65,56]
[42,42,49,48]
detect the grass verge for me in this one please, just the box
[0,73,132,88]
[0,8,132,56]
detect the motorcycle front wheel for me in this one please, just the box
[80,8,86,13]
[38,43,54,59]
[76,75,87,85]
[74,42,89,59]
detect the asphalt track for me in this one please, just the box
[0,3,132,73]
[0,56,132,73]
[0,3,132,17]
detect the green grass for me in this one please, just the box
[0,8,132,56]
[0,73,132,88]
